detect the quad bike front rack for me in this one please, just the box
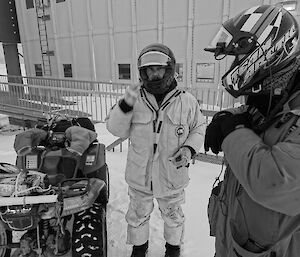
[0,177,106,221]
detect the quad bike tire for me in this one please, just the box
[72,202,107,257]
[0,223,11,257]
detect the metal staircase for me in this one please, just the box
[35,0,53,77]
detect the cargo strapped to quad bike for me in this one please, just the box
[0,180,106,231]
[0,163,106,231]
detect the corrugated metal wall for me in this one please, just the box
[15,0,300,89]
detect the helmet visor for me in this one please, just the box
[138,51,171,68]
[205,26,233,53]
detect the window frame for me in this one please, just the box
[175,63,184,82]
[26,0,34,9]
[63,64,73,78]
[34,64,43,77]
[118,63,131,80]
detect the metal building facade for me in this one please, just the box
[15,0,299,88]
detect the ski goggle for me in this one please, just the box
[138,51,171,68]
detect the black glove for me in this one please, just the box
[204,111,233,154]
[205,111,251,154]
[221,112,251,138]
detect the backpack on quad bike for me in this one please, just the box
[0,114,109,257]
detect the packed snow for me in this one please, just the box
[0,121,220,257]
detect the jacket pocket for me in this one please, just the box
[230,236,278,257]
[132,110,152,124]
[208,181,223,237]
[229,222,284,257]
[165,163,189,190]
[165,109,189,149]
[130,111,152,147]
[233,186,279,247]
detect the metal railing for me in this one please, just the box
[0,75,244,123]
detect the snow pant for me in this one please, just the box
[126,186,185,246]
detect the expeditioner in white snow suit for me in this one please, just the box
[204,4,300,257]
[106,43,205,257]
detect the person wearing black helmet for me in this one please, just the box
[106,43,205,257]
[204,4,300,257]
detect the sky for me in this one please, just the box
[0,121,221,257]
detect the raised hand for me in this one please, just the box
[124,83,141,106]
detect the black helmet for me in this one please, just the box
[205,5,300,97]
[138,43,176,94]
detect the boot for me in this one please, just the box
[165,242,180,257]
[130,241,148,257]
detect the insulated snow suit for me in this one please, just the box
[106,87,205,245]
[209,90,300,257]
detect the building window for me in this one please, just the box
[63,64,73,78]
[175,63,183,82]
[118,64,131,80]
[36,0,51,8]
[34,64,43,77]
[196,63,215,83]
[26,0,34,9]
[56,0,66,3]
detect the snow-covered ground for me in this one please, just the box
[0,122,220,257]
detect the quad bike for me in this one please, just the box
[0,114,109,257]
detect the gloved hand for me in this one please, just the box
[124,83,140,106]
[169,146,192,169]
[204,111,233,154]
[221,112,251,138]
[205,111,251,154]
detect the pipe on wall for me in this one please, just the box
[107,0,116,82]
[157,0,163,43]
[186,0,195,88]
[220,0,231,89]
[86,0,97,81]
[131,0,138,83]
[67,0,78,79]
